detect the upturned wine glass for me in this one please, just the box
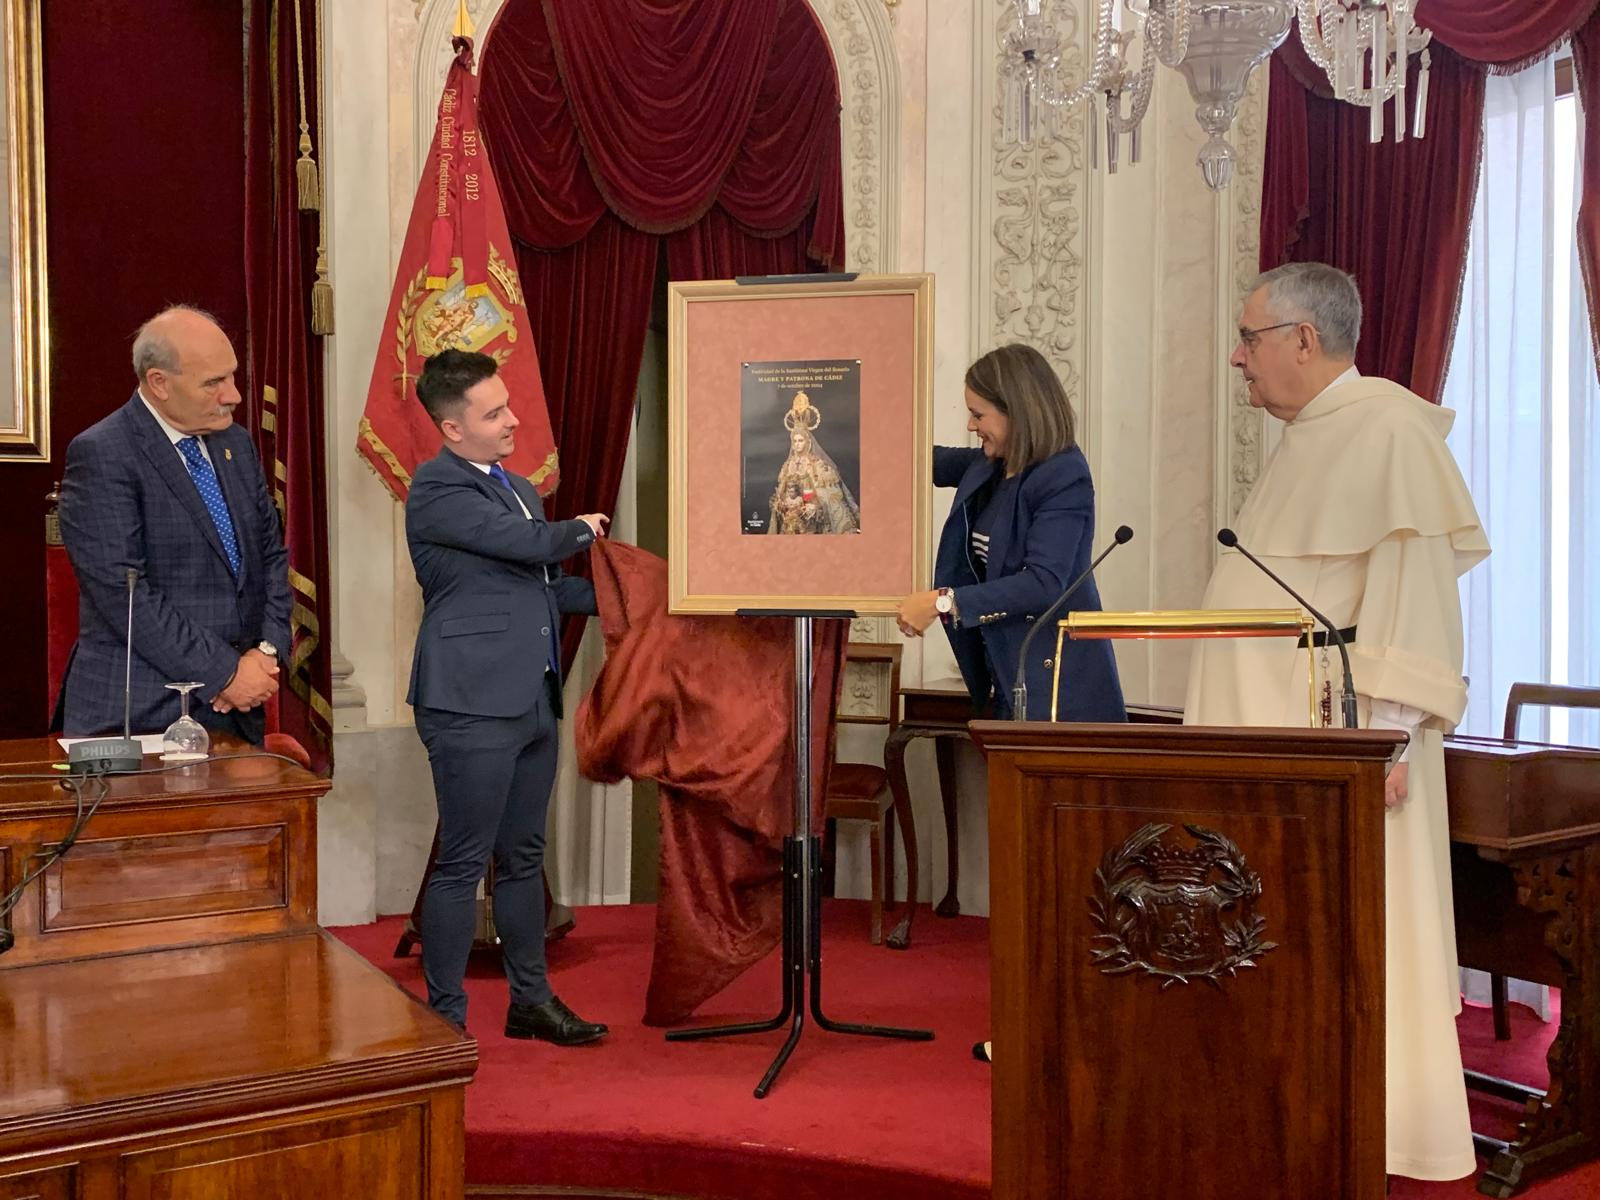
[161,682,209,761]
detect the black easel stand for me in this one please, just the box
[666,613,933,1097]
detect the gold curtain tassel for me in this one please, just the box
[311,248,335,334]
[296,133,320,211]
[292,0,319,212]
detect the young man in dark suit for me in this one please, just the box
[406,349,608,1042]
[58,306,287,742]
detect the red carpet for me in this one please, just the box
[331,903,1597,1199]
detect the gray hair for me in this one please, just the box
[1253,262,1363,359]
[131,304,220,382]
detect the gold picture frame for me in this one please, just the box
[667,274,934,615]
[0,0,46,462]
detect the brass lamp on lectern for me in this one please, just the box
[1049,609,1319,725]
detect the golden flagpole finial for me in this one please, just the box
[452,0,475,39]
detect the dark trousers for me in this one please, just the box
[414,682,560,1026]
[196,703,264,745]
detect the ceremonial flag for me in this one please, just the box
[357,27,558,500]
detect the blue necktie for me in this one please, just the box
[488,462,560,676]
[177,436,241,577]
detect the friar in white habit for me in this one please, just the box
[1185,261,1491,1181]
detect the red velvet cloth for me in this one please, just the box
[514,214,661,672]
[243,0,333,770]
[478,0,845,671]
[575,541,847,1026]
[1261,45,1484,400]
[1262,4,1600,401]
[1417,0,1599,70]
[544,0,783,234]
[481,0,838,249]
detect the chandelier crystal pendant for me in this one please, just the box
[1297,0,1433,142]
[1000,0,1432,191]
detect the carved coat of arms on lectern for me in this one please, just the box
[1089,822,1278,988]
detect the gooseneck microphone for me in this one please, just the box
[1216,528,1358,729]
[123,566,135,739]
[1011,525,1134,721]
[66,567,145,774]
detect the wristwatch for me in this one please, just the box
[257,641,279,658]
[933,588,956,619]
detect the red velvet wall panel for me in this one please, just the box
[0,2,247,737]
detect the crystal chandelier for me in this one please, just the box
[1001,0,1432,191]
[1297,1,1432,142]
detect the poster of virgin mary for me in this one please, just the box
[739,359,861,535]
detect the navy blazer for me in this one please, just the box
[405,448,597,720]
[58,393,291,736]
[933,445,1125,722]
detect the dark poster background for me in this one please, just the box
[0,2,247,738]
[738,358,861,534]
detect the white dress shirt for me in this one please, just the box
[140,390,214,466]
[465,458,533,519]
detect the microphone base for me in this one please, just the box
[66,738,144,775]
[1341,692,1361,731]
[1011,685,1029,722]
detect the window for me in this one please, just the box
[1444,52,1599,746]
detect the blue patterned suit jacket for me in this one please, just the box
[57,393,291,737]
[405,447,597,722]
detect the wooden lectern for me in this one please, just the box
[972,720,1400,1200]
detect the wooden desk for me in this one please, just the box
[0,738,322,966]
[1445,734,1600,1197]
[883,680,1180,946]
[0,931,474,1198]
[0,737,476,1199]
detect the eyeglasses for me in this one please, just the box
[1236,320,1304,349]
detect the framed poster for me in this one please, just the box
[0,0,46,463]
[668,274,933,615]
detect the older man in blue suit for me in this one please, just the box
[405,348,609,1042]
[58,306,288,743]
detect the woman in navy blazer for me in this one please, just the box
[896,344,1125,723]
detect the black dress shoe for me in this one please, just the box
[505,996,608,1045]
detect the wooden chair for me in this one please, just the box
[823,642,906,946]
[1489,682,1600,1038]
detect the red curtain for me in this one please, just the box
[244,0,333,770]
[1260,0,1600,400]
[478,0,845,666]
[1575,18,1600,373]
[1261,45,1483,398]
[8,2,248,737]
